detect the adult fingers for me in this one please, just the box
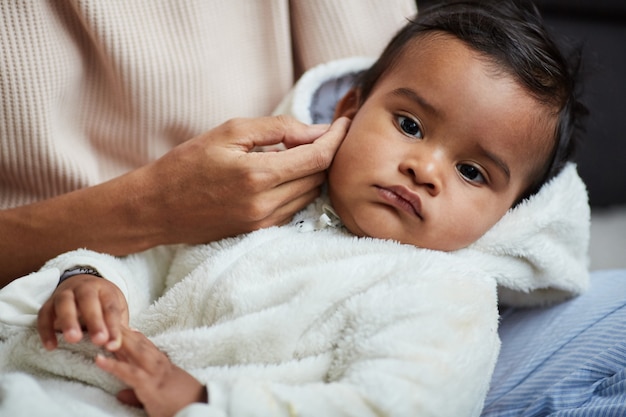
[228,115,330,149]
[230,171,324,230]
[256,176,325,227]
[257,117,350,184]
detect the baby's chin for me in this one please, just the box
[348,222,475,252]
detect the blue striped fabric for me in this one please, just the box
[482,270,626,417]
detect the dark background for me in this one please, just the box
[416,0,626,207]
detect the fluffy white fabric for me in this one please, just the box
[0,58,590,417]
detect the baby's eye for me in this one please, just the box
[396,115,423,139]
[457,164,486,184]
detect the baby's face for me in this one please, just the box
[328,34,555,251]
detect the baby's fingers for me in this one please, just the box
[37,300,59,350]
[73,277,128,349]
[100,291,129,351]
[95,353,146,387]
[50,290,84,344]
[112,328,158,365]
[74,289,110,346]
[96,329,156,385]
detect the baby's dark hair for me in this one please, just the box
[355,0,587,203]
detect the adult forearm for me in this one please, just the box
[0,173,161,287]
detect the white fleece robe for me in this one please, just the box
[0,58,590,417]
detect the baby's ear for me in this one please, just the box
[333,88,361,121]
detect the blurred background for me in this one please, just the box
[416,0,626,270]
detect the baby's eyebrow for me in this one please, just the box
[390,87,439,117]
[479,144,511,181]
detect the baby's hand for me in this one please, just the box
[96,327,207,417]
[37,274,129,351]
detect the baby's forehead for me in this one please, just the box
[402,32,513,78]
[405,33,560,128]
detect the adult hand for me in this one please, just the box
[138,115,350,245]
[96,327,206,417]
[0,116,349,286]
[37,275,129,351]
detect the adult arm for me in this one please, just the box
[0,116,349,287]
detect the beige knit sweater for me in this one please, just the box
[0,0,415,209]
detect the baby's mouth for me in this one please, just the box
[376,185,423,219]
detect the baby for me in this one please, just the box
[0,1,588,416]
